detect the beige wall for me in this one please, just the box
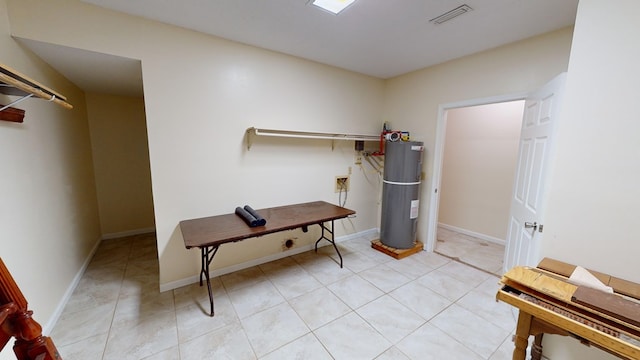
[10,2,628,358]
[439,101,524,241]
[540,0,640,358]
[384,27,573,248]
[86,93,155,237]
[6,0,385,288]
[0,0,100,354]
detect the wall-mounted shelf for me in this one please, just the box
[246,127,379,150]
[0,63,73,116]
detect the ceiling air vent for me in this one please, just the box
[429,4,473,24]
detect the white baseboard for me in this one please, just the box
[339,228,379,242]
[42,235,102,335]
[438,223,505,246]
[159,228,378,293]
[102,227,156,240]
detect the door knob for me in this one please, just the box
[524,222,543,232]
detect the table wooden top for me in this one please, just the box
[180,201,355,249]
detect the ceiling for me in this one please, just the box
[19,0,578,97]
[17,38,144,97]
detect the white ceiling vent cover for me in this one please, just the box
[429,4,473,24]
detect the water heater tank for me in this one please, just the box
[380,141,424,249]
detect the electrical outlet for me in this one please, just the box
[335,176,349,192]
[354,155,362,165]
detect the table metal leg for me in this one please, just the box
[200,245,219,317]
[314,219,343,268]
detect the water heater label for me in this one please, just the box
[411,146,424,151]
[410,200,419,219]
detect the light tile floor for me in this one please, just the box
[51,232,519,359]
[435,226,505,276]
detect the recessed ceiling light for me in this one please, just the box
[311,0,356,15]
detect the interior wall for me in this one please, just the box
[540,0,640,358]
[439,101,524,241]
[383,26,574,248]
[85,92,155,238]
[6,0,385,289]
[0,0,101,354]
[6,1,632,358]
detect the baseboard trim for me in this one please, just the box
[102,227,156,240]
[159,228,379,292]
[42,235,102,334]
[438,223,505,246]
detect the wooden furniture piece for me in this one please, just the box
[0,258,62,360]
[497,258,640,359]
[180,201,355,316]
[0,105,25,123]
[370,239,423,259]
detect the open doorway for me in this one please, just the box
[13,38,156,240]
[432,100,524,275]
[86,92,156,239]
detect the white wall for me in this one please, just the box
[86,93,155,237]
[6,0,385,289]
[0,0,101,356]
[541,0,640,358]
[384,27,573,248]
[439,101,524,240]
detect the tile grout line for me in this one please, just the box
[60,234,509,359]
[100,238,134,360]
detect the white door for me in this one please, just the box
[504,73,567,272]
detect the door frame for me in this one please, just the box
[424,92,528,253]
